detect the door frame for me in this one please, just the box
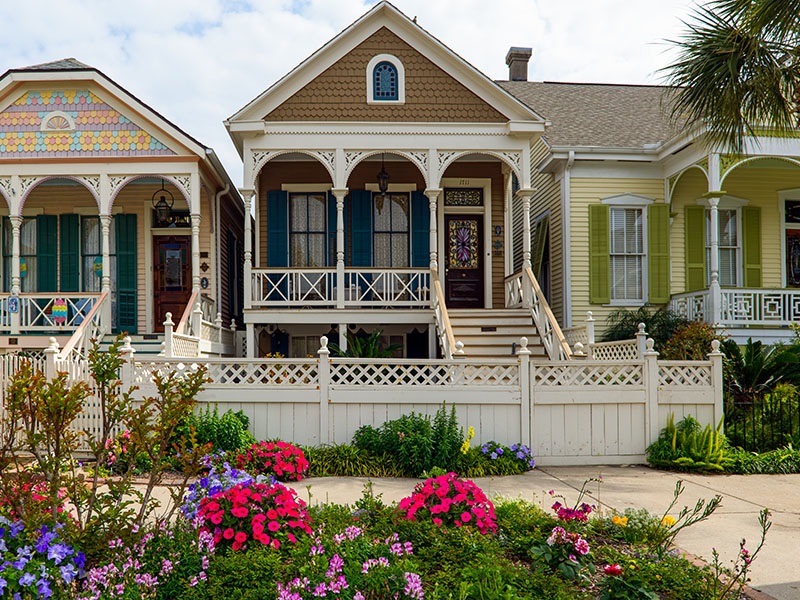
[779,191,800,288]
[145,211,192,334]
[439,177,492,309]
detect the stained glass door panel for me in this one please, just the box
[786,230,800,287]
[153,236,191,332]
[444,214,484,308]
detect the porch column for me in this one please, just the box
[99,214,113,330]
[241,190,254,310]
[517,188,535,307]
[706,193,723,325]
[191,212,201,292]
[424,188,442,271]
[332,188,348,309]
[9,215,21,296]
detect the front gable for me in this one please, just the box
[265,27,506,123]
[0,88,176,159]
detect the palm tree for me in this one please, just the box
[663,0,800,152]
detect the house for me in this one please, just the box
[0,58,244,355]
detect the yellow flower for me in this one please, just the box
[612,515,628,527]
[460,440,470,454]
[661,515,676,527]
[466,426,475,440]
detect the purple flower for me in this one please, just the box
[19,572,36,586]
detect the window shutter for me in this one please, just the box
[532,216,549,278]
[350,190,372,267]
[266,190,288,267]
[327,192,337,267]
[588,204,610,304]
[685,206,706,292]
[36,215,58,292]
[742,206,762,288]
[59,214,80,292]
[410,191,429,268]
[115,214,137,334]
[648,204,670,304]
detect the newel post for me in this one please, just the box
[643,338,660,448]
[636,323,648,358]
[191,302,202,337]
[163,312,174,358]
[709,339,725,433]
[585,311,595,345]
[317,336,331,445]
[215,313,223,344]
[120,336,136,389]
[517,336,532,447]
[44,337,59,381]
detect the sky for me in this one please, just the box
[0,0,699,187]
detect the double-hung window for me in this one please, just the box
[706,208,739,287]
[2,218,37,292]
[373,192,409,267]
[609,206,645,302]
[81,216,116,293]
[289,193,327,268]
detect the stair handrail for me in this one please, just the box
[57,291,109,360]
[176,289,200,335]
[431,269,456,359]
[523,267,572,360]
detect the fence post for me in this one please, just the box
[192,302,203,337]
[163,312,174,358]
[318,336,330,445]
[585,311,595,345]
[643,338,660,449]
[120,336,136,389]
[215,313,223,344]
[708,339,725,433]
[636,323,648,358]
[517,336,532,448]
[44,337,59,381]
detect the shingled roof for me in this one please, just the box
[20,58,93,71]
[498,80,683,150]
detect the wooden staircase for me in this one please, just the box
[98,334,165,356]
[447,309,547,359]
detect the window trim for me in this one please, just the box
[704,207,742,288]
[288,192,328,268]
[366,54,405,105]
[607,205,648,305]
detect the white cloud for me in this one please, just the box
[0,0,698,186]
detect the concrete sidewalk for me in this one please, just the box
[284,466,800,600]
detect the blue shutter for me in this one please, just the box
[350,190,372,267]
[37,215,58,292]
[411,191,429,268]
[327,192,337,267]
[266,190,288,301]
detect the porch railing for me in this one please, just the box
[670,288,800,327]
[0,293,104,333]
[524,268,572,361]
[250,268,430,308]
[431,268,458,359]
[669,290,709,322]
[57,292,109,360]
[169,291,236,357]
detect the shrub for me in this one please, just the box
[196,482,313,551]
[646,414,730,472]
[602,307,687,349]
[398,473,496,535]
[235,440,309,482]
[726,383,800,451]
[660,321,725,360]
[304,444,405,478]
[193,408,255,454]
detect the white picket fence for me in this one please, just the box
[0,336,724,466]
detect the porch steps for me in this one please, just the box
[446,309,547,359]
[98,334,165,356]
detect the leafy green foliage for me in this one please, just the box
[192,407,255,454]
[329,329,402,358]
[305,444,405,477]
[646,414,731,472]
[431,403,462,472]
[726,444,800,474]
[660,321,726,360]
[726,383,800,451]
[601,307,687,350]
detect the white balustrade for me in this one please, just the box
[669,290,709,322]
[0,293,102,332]
[719,288,800,326]
[251,269,335,306]
[504,271,524,308]
[344,269,429,307]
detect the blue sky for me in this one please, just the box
[0,0,696,186]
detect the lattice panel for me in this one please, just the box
[204,361,318,386]
[590,341,638,361]
[331,362,519,387]
[172,334,200,357]
[534,363,643,386]
[658,363,712,387]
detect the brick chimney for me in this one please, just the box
[505,47,532,81]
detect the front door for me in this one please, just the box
[786,230,800,287]
[153,236,191,332]
[444,214,484,308]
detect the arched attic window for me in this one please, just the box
[40,111,76,132]
[367,54,405,104]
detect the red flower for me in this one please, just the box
[604,563,624,576]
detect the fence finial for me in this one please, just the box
[517,336,531,356]
[122,336,133,352]
[230,319,237,332]
[454,340,465,356]
[46,337,59,352]
[318,336,330,356]
[573,342,585,357]
[709,339,723,355]
[645,338,656,353]
[637,323,646,334]
[164,312,174,327]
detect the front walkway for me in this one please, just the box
[282,466,799,600]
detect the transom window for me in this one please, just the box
[373,62,398,101]
[373,192,409,267]
[609,207,644,301]
[290,193,327,267]
[706,208,740,287]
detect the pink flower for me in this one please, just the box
[604,563,623,576]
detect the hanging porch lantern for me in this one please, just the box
[151,179,175,226]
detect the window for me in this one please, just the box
[706,208,739,287]
[373,192,409,267]
[2,218,37,292]
[609,207,645,301]
[81,217,116,293]
[289,193,327,267]
[366,54,405,104]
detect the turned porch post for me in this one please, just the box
[332,188,348,309]
[517,188,535,307]
[9,215,21,296]
[191,213,201,292]
[707,194,722,325]
[240,189,254,358]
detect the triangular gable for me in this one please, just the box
[266,27,505,123]
[0,88,176,158]
[230,1,545,126]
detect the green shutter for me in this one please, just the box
[266,190,288,267]
[742,206,762,288]
[532,216,549,278]
[588,204,610,304]
[115,214,137,334]
[410,191,429,268]
[350,190,372,267]
[685,206,706,292]
[59,214,80,292]
[647,204,670,304]
[36,215,57,292]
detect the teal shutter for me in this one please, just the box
[36,215,57,292]
[2,218,7,293]
[266,190,288,267]
[59,214,80,292]
[588,204,610,304]
[327,192,337,267]
[742,206,762,288]
[350,190,372,267]
[115,214,137,334]
[685,206,706,292]
[647,204,670,304]
[410,191,429,268]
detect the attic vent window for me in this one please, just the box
[40,111,75,132]
[366,54,405,105]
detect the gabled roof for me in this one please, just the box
[499,80,683,150]
[227,1,545,128]
[20,58,92,71]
